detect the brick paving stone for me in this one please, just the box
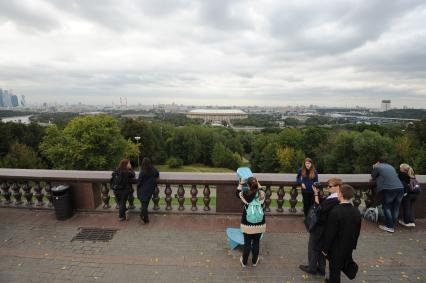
[0,208,425,283]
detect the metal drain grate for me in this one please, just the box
[72,228,118,242]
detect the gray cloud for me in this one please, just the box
[0,0,425,107]
[0,0,59,31]
[268,0,425,55]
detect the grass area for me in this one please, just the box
[156,163,234,173]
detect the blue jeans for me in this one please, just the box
[382,188,404,229]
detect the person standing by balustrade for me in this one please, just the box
[237,177,266,268]
[137,157,159,224]
[299,178,342,277]
[111,159,135,221]
[398,163,419,227]
[371,159,404,233]
[297,158,319,218]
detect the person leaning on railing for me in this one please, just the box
[371,159,404,233]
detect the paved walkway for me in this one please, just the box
[0,208,425,283]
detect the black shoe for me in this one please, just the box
[118,217,125,221]
[317,268,326,276]
[324,278,329,283]
[299,265,317,275]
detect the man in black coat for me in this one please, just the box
[322,184,362,283]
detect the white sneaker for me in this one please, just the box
[253,257,260,267]
[407,222,416,227]
[240,256,246,268]
[398,220,410,227]
[378,225,394,233]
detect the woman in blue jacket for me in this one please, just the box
[296,158,319,218]
[137,157,159,224]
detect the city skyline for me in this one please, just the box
[0,1,425,108]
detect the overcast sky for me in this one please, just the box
[0,0,425,108]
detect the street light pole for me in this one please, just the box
[134,136,141,169]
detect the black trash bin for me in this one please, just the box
[51,185,73,220]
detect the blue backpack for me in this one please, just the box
[245,192,264,224]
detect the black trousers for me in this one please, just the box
[402,194,417,223]
[242,233,261,265]
[302,192,314,217]
[328,260,341,283]
[140,197,151,223]
[117,189,130,219]
[308,229,325,273]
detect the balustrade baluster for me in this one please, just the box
[365,187,373,208]
[353,189,362,208]
[128,185,135,209]
[45,182,53,208]
[113,189,119,209]
[12,182,23,205]
[190,185,198,211]
[101,183,110,209]
[263,185,271,212]
[1,182,12,204]
[152,185,160,210]
[22,182,33,206]
[34,181,44,206]
[289,185,298,213]
[203,185,211,211]
[276,186,285,212]
[165,184,172,210]
[177,184,185,211]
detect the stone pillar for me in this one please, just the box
[216,184,243,213]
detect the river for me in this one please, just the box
[0,115,32,124]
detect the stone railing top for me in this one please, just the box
[1,168,425,187]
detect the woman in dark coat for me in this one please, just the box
[398,163,418,227]
[111,159,135,221]
[137,157,159,224]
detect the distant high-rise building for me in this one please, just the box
[21,95,26,106]
[381,100,391,112]
[2,90,12,107]
[11,94,19,107]
[0,88,3,107]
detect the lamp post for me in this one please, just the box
[134,136,141,168]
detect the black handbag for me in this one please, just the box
[306,204,320,232]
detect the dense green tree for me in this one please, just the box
[211,143,241,169]
[277,128,303,149]
[167,127,201,164]
[353,130,396,172]
[0,143,44,169]
[39,115,138,170]
[276,146,305,173]
[322,130,359,173]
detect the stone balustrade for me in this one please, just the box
[0,169,425,217]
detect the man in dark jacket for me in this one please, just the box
[371,159,404,233]
[299,178,342,276]
[322,184,362,283]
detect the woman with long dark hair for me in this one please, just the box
[137,157,159,224]
[296,158,319,218]
[111,159,135,221]
[237,177,266,267]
